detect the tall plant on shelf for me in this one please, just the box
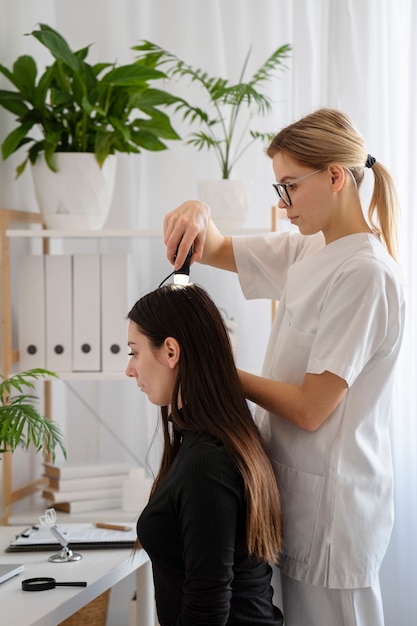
[0,23,181,177]
[0,368,65,461]
[133,41,292,179]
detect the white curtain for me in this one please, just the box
[1,1,416,623]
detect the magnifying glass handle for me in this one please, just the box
[55,581,88,587]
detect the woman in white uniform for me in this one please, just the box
[163,108,405,626]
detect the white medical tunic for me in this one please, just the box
[233,231,405,589]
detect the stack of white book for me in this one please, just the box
[42,462,133,513]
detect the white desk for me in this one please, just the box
[0,526,154,626]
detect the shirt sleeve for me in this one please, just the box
[173,441,243,625]
[308,256,400,386]
[233,231,325,301]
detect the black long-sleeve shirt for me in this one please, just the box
[137,430,283,626]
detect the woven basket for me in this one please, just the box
[58,589,111,626]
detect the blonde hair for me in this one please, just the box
[267,108,399,260]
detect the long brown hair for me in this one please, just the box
[128,283,282,562]
[267,108,400,260]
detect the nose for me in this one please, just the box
[125,359,135,378]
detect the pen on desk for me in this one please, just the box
[95,522,132,532]
[16,525,39,539]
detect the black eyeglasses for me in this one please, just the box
[272,168,325,206]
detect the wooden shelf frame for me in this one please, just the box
[0,209,50,523]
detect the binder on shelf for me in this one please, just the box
[43,461,134,480]
[50,498,123,513]
[45,254,72,371]
[44,473,129,492]
[42,486,123,503]
[17,255,46,370]
[72,254,101,371]
[101,254,131,372]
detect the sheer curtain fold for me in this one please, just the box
[0,1,416,623]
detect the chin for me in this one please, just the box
[299,225,318,236]
[148,396,169,407]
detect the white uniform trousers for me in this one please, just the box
[280,572,385,626]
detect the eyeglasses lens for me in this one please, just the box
[273,184,291,206]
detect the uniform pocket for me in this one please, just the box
[272,460,324,565]
[273,325,315,384]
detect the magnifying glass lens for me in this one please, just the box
[22,577,55,591]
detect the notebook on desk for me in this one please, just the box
[5,523,137,552]
[0,563,24,583]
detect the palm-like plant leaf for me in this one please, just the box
[250,44,292,84]
[0,368,66,461]
[133,40,291,178]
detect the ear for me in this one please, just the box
[328,164,346,192]
[163,337,181,368]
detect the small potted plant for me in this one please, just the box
[0,24,181,229]
[133,40,291,226]
[0,368,65,460]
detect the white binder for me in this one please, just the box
[101,254,130,372]
[17,255,46,370]
[45,255,72,372]
[72,254,101,371]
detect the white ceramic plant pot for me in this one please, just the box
[31,153,117,230]
[197,179,251,229]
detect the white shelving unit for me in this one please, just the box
[1,209,276,524]
[1,214,164,523]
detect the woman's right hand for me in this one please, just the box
[164,200,211,270]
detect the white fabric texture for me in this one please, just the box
[280,572,385,626]
[0,1,416,623]
[234,231,405,588]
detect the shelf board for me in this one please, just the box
[6,227,269,239]
[54,372,127,381]
[6,228,162,238]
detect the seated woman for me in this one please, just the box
[126,283,283,626]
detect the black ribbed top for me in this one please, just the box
[137,430,283,625]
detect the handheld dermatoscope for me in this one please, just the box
[174,246,193,285]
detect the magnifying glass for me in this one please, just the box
[22,577,87,591]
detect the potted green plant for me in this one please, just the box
[133,40,291,226]
[0,24,181,229]
[0,368,65,460]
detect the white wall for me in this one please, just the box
[1,2,416,624]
